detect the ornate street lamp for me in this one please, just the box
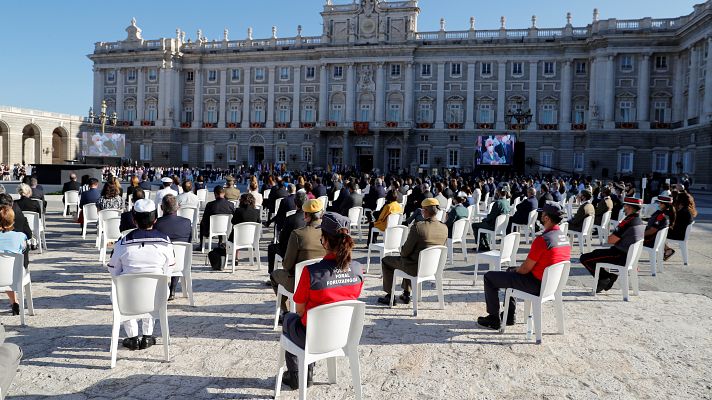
[505,101,533,134]
[88,100,118,133]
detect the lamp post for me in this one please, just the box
[88,100,118,134]
[505,101,533,135]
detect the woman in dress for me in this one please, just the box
[96,181,123,210]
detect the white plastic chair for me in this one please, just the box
[0,252,34,326]
[196,189,207,209]
[477,214,509,250]
[667,221,695,266]
[434,209,446,223]
[592,211,612,246]
[172,242,195,306]
[610,209,625,231]
[558,222,569,236]
[472,232,520,286]
[390,245,447,317]
[317,195,329,210]
[177,206,199,242]
[501,261,571,344]
[509,196,523,216]
[479,192,490,210]
[109,274,170,368]
[567,215,594,254]
[447,219,469,264]
[369,212,403,243]
[202,214,232,253]
[366,225,407,274]
[511,210,538,244]
[96,209,122,248]
[82,203,99,239]
[274,300,366,400]
[375,197,386,212]
[273,258,323,331]
[642,227,668,276]
[63,190,80,216]
[347,207,364,241]
[592,239,644,301]
[23,212,47,253]
[144,190,152,200]
[99,217,122,264]
[226,222,262,272]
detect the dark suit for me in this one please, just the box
[269,194,296,231]
[268,210,306,273]
[199,198,235,240]
[338,192,363,217]
[62,181,80,203]
[266,186,288,214]
[312,184,327,198]
[79,188,101,208]
[329,187,350,213]
[139,181,152,190]
[119,211,136,233]
[15,197,42,216]
[364,185,386,211]
[155,213,193,295]
[228,207,261,242]
[508,196,538,233]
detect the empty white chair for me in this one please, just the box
[511,210,538,244]
[99,217,122,264]
[177,206,199,241]
[642,227,668,276]
[477,214,509,250]
[592,239,644,301]
[172,242,195,306]
[479,192,490,210]
[447,219,469,264]
[196,189,207,208]
[202,214,232,253]
[366,225,407,274]
[23,212,47,253]
[109,274,170,368]
[226,222,262,272]
[476,201,494,220]
[144,190,152,200]
[96,209,122,248]
[591,211,611,246]
[347,207,364,241]
[63,190,80,216]
[390,245,447,316]
[273,258,323,331]
[82,203,100,239]
[567,215,594,254]
[501,261,571,344]
[274,300,366,400]
[472,232,520,285]
[667,221,695,266]
[0,252,34,326]
[565,195,576,219]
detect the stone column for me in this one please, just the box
[561,60,573,130]
[528,61,538,130]
[375,63,386,123]
[465,63,476,130]
[637,54,651,128]
[343,130,350,167]
[116,69,125,121]
[319,65,328,124]
[703,38,712,123]
[373,131,381,171]
[496,61,506,130]
[346,64,356,123]
[435,62,445,129]
[219,69,227,128]
[93,67,103,115]
[242,67,251,127]
[267,67,276,128]
[603,55,615,129]
[158,68,166,126]
[193,67,203,127]
[404,62,415,123]
[136,67,145,125]
[687,45,700,123]
[291,66,301,128]
[672,55,685,123]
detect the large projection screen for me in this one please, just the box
[475,134,516,166]
[82,131,126,157]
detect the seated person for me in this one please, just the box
[15,183,42,215]
[0,324,22,399]
[643,196,673,248]
[268,192,307,276]
[472,187,510,252]
[445,196,469,238]
[567,190,595,233]
[154,194,193,301]
[198,186,235,250]
[120,188,144,232]
[507,188,538,233]
[664,192,696,260]
[368,190,403,243]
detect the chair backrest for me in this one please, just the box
[494,214,508,235]
[558,222,569,236]
[444,197,453,211]
[600,211,612,228]
[375,197,386,211]
[383,225,408,251]
[177,206,198,222]
[196,189,207,202]
[24,211,41,234]
[83,203,99,221]
[527,210,538,227]
[652,227,669,252]
[683,221,695,241]
[64,190,80,204]
[625,239,645,270]
[417,245,447,278]
[172,242,192,275]
[0,252,22,288]
[294,258,324,293]
[231,222,261,246]
[32,198,43,213]
[317,196,328,209]
[121,228,136,237]
[467,205,477,222]
[285,209,297,218]
[263,189,272,200]
[10,194,20,201]
[539,261,570,301]
[347,207,363,225]
[99,209,122,222]
[386,212,403,228]
[434,209,445,223]
[332,189,341,201]
[500,232,520,262]
[582,215,594,235]
[229,200,239,208]
[452,219,468,240]
[103,217,122,242]
[112,274,168,316]
[209,214,232,235]
[273,197,283,213]
[305,300,366,355]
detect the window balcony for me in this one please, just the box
[300,122,316,129]
[250,122,265,128]
[538,123,559,130]
[477,123,493,130]
[325,121,339,128]
[507,123,527,130]
[180,122,192,128]
[447,122,463,129]
[119,120,134,127]
[203,122,217,128]
[226,122,240,128]
[141,120,155,127]
[384,121,399,128]
[275,122,290,128]
[615,122,638,129]
[571,123,587,131]
[651,122,671,129]
[417,122,433,129]
[353,121,369,135]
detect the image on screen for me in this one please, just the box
[83,132,126,157]
[475,134,516,166]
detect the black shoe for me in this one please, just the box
[139,335,156,350]
[596,278,610,294]
[399,292,411,305]
[478,245,491,253]
[477,314,501,330]
[604,275,618,291]
[281,369,313,390]
[11,303,19,316]
[278,311,287,326]
[663,249,675,261]
[500,312,515,326]
[167,293,175,301]
[264,280,273,287]
[122,336,140,350]
[376,295,393,305]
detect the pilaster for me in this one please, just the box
[528,61,538,130]
[291,66,301,128]
[465,63,475,129]
[561,60,573,130]
[219,69,227,128]
[496,61,506,130]
[435,62,445,129]
[637,54,651,129]
[267,67,276,128]
[375,63,386,123]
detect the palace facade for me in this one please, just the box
[89,0,712,186]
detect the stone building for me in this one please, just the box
[89,0,712,186]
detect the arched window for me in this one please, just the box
[416,97,434,123]
[124,98,136,121]
[358,93,374,122]
[329,93,345,122]
[446,96,464,124]
[145,98,158,121]
[386,93,403,122]
[204,99,218,123]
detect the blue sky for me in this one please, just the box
[0,0,699,116]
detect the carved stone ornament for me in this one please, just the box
[125,18,143,41]
[358,65,376,92]
[354,136,373,146]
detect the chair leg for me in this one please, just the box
[274,345,286,398]
[555,299,565,334]
[273,294,282,331]
[412,282,419,317]
[524,300,533,340]
[500,290,512,334]
[348,351,363,400]
[472,255,478,287]
[650,252,657,276]
[327,357,338,384]
[389,278,397,307]
[620,269,630,301]
[681,242,689,266]
[18,283,26,326]
[160,310,170,362]
[25,281,34,315]
[110,319,120,368]
[461,240,468,263]
[298,358,308,400]
[533,302,543,344]
[366,246,371,274]
[256,247,262,270]
[185,274,194,307]
[631,268,640,296]
[436,276,445,310]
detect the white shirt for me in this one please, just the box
[107,230,175,277]
[176,191,200,209]
[154,187,179,208]
[249,190,263,207]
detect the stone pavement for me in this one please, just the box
[2,197,711,399]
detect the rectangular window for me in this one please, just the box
[330,104,343,121]
[125,104,136,122]
[447,148,459,167]
[388,149,401,172]
[421,63,432,77]
[653,101,668,123]
[418,103,432,122]
[451,63,462,76]
[540,104,556,124]
[573,152,584,171]
[227,145,238,163]
[303,104,315,122]
[574,105,586,124]
[302,147,313,163]
[278,104,290,123]
[620,55,634,71]
[279,67,290,81]
[543,62,555,76]
[254,68,266,82]
[207,70,217,82]
[183,107,193,123]
[228,104,241,123]
[653,152,668,173]
[683,150,694,174]
[619,151,634,173]
[127,69,137,82]
[182,144,190,162]
[231,68,241,82]
[106,70,116,83]
[388,104,401,122]
[540,150,553,171]
[418,148,429,166]
[139,143,152,160]
[204,144,215,163]
[655,56,668,70]
[619,101,633,122]
[277,147,286,163]
[305,66,316,80]
[333,66,343,79]
[478,104,493,123]
[253,104,264,122]
[481,62,492,76]
[186,71,194,82]
[148,68,158,82]
[206,104,217,123]
[447,103,463,123]
[391,64,401,78]
[359,104,371,121]
[146,103,157,121]
[512,62,523,76]
[575,61,587,75]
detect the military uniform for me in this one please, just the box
[644,209,670,248]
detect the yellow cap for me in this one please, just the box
[421,198,440,207]
[302,199,324,213]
